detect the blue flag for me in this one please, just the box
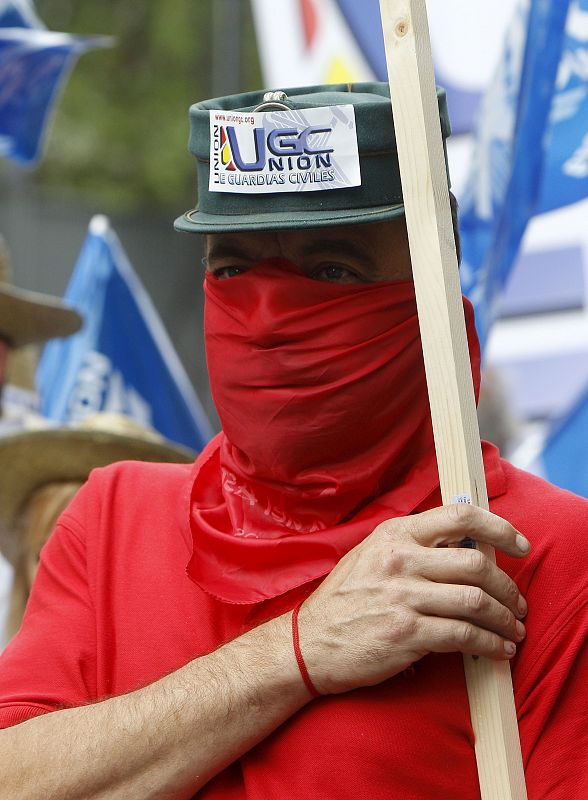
[0,0,110,164]
[459,0,573,348]
[332,0,386,79]
[251,0,483,135]
[37,216,213,452]
[538,2,588,213]
[0,0,42,28]
[337,0,480,134]
[332,0,482,134]
[540,382,588,497]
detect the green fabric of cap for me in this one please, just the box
[175,82,451,234]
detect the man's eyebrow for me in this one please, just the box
[206,237,382,273]
[205,241,257,263]
[299,239,380,273]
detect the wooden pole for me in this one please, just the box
[377,1,527,798]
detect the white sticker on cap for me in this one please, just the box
[208,105,361,194]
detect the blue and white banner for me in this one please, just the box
[539,381,588,497]
[0,0,43,29]
[538,2,588,213]
[459,0,576,348]
[250,0,374,89]
[250,0,489,135]
[0,0,111,164]
[329,0,482,134]
[37,216,213,452]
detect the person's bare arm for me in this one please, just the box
[0,505,530,799]
[0,612,307,800]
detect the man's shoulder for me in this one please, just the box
[90,458,195,485]
[83,458,196,503]
[494,458,587,595]
[58,459,195,539]
[498,457,588,522]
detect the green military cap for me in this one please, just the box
[175,81,451,234]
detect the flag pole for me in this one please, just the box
[377,1,527,797]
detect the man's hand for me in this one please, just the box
[298,504,530,694]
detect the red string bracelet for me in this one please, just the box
[291,601,321,698]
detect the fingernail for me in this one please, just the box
[517,596,528,618]
[504,642,517,656]
[515,620,526,640]
[516,534,531,554]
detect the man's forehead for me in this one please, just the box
[205,218,407,257]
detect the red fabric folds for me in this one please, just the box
[187,261,481,603]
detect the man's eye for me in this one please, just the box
[312,264,360,283]
[213,266,247,280]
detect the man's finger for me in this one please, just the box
[380,504,531,557]
[409,546,526,620]
[416,615,518,661]
[406,581,525,643]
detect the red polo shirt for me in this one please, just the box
[0,444,586,799]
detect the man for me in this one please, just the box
[0,235,82,648]
[0,234,82,427]
[0,412,195,642]
[0,84,585,799]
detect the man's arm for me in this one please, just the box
[0,505,529,799]
[0,611,307,800]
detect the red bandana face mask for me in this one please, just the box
[187,260,480,603]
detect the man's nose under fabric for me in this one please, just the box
[187,260,481,603]
[204,258,432,486]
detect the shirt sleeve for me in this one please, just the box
[0,487,96,729]
[490,461,588,799]
[519,598,588,800]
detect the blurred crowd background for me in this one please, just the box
[2,0,587,470]
[1,0,263,426]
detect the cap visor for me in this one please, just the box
[174,203,406,234]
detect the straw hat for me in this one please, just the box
[0,412,197,565]
[0,235,83,347]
